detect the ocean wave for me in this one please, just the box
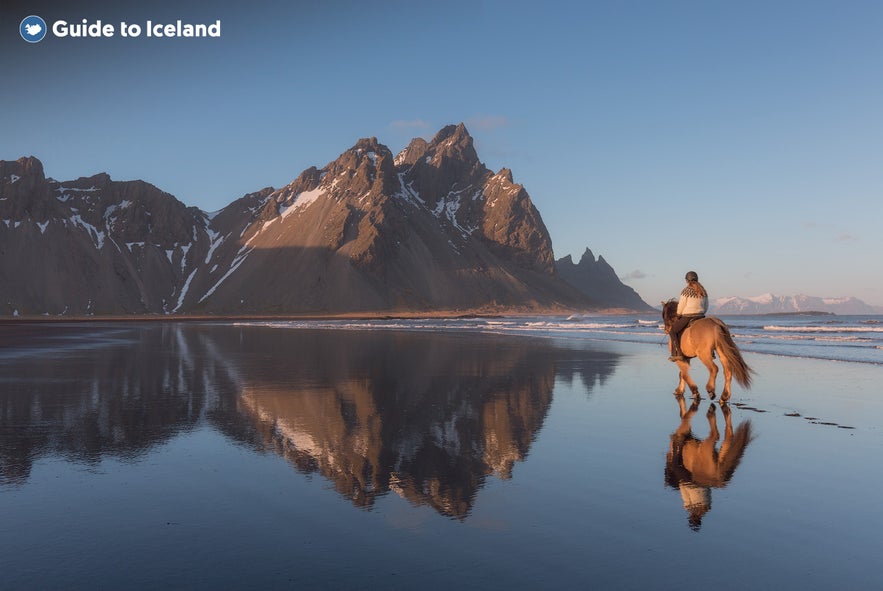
[753,334,873,343]
[525,321,636,330]
[763,325,883,333]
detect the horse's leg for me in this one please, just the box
[718,353,734,402]
[674,370,686,396]
[673,362,686,396]
[696,351,719,399]
[676,359,699,397]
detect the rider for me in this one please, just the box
[669,271,708,362]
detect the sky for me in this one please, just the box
[3,0,882,306]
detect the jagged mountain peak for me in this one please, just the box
[495,168,515,184]
[342,136,395,164]
[427,122,479,166]
[351,136,385,153]
[555,248,653,311]
[261,138,399,218]
[2,156,51,202]
[324,137,398,200]
[68,171,112,186]
[2,155,45,179]
[397,123,486,208]
[579,247,596,265]
[282,166,322,196]
[393,123,479,171]
[570,248,613,273]
[431,122,470,143]
[394,137,429,167]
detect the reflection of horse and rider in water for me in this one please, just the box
[663,271,754,401]
[665,396,754,530]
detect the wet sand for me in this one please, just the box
[0,323,880,589]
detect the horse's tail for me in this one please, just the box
[712,319,754,389]
[718,420,754,483]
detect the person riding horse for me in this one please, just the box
[669,271,708,362]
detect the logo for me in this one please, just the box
[20,15,48,43]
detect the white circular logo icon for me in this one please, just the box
[20,15,48,43]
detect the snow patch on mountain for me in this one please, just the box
[69,214,105,249]
[173,268,198,313]
[203,227,224,264]
[396,173,424,206]
[280,187,323,218]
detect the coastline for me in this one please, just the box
[0,307,655,324]
[4,311,880,366]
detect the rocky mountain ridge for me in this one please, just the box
[1,124,651,316]
[555,248,653,311]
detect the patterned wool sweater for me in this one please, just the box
[677,286,708,316]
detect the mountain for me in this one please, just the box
[710,294,883,315]
[1,124,647,316]
[555,248,654,311]
[0,156,211,315]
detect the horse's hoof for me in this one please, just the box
[690,387,700,395]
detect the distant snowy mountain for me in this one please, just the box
[710,293,883,315]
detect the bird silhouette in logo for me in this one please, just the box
[24,23,43,37]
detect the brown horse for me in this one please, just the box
[662,300,753,400]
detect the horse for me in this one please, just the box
[661,300,753,401]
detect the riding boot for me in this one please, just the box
[669,337,685,362]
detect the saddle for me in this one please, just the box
[684,314,705,329]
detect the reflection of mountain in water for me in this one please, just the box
[0,324,216,484]
[0,324,619,517]
[236,330,619,517]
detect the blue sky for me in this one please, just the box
[3,1,882,306]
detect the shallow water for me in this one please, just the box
[1,322,881,589]
[246,313,883,365]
